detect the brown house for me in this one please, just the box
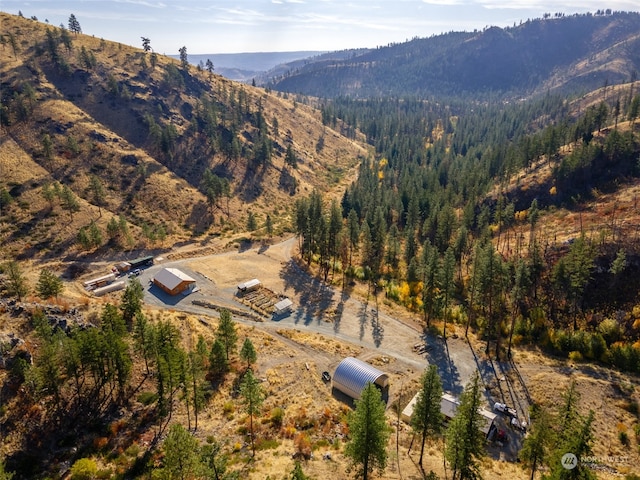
[153,267,196,296]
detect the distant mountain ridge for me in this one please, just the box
[264,11,640,99]
[171,51,326,82]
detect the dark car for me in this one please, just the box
[322,371,331,382]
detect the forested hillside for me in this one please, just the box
[296,83,640,371]
[267,11,640,99]
[0,12,366,261]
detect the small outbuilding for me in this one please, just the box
[237,278,261,293]
[401,391,496,437]
[153,268,196,296]
[332,357,390,403]
[93,280,126,297]
[83,273,116,290]
[273,298,293,315]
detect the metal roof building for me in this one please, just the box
[401,391,497,437]
[273,298,293,315]
[153,268,196,296]
[237,278,261,292]
[332,357,389,403]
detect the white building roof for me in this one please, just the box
[154,267,195,290]
[332,357,389,401]
[237,278,261,290]
[441,393,460,419]
[274,298,293,311]
[402,391,496,435]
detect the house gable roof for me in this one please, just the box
[154,267,195,290]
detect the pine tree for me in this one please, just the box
[344,382,391,480]
[247,211,257,231]
[239,337,257,370]
[68,14,82,34]
[133,313,153,376]
[0,187,12,216]
[89,175,106,217]
[178,45,189,71]
[152,320,184,423]
[285,144,298,167]
[88,221,102,248]
[520,405,552,480]
[290,461,309,480]
[347,208,360,271]
[441,246,456,338]
[120,278,144,327]
[205,59,214,79]
[547,382,596,480]
[190,335,208,431]
[240,369,265,456]
[265,214,274,237]
[411,365,443,467]
[161,423,201,479]
[209,338,229,381]
[2,261,28,301]
[216,309,237,361]
[141,36,151,52]
[77,226,91,250]
[60,185,80,220]
[201,437,231,480]
[445,371,485,480]
[421,240,440,327]
[36,268,63,299]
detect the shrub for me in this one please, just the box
[622,401,639,416]
[619,430,630,447]
[96,468,113,479]
[294,433,312,459]
[70,458,98,480]
[137,391,157,406]
[93,436,109,451]
[282,425,297,439]
[223,401,235,418]
[598,318,621,345]
[270,407,285,428]
[568,351,583,362]
[314,438,330,449]
[255,438,280,451]
[588,333,607,360]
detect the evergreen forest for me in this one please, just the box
[297,87,640,371]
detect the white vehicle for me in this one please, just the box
[493,402,517,417]
[511,417,527,431]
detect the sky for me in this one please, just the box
[2,0,640,54]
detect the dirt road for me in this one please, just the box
[138,237,485,388]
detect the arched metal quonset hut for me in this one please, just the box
[332,357,390,403]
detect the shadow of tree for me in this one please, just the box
[237,239,254,253]
[238,161,268,203]
[279,260,335,326]
[425,335,462,396]
[356,300,385,347]
[185,200,212,233]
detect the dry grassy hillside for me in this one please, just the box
[488,81,640,252]
[0,12,367,265]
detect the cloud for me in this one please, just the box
[421,0,466,5]
[113,0,167,8]
[472,0,639,10]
